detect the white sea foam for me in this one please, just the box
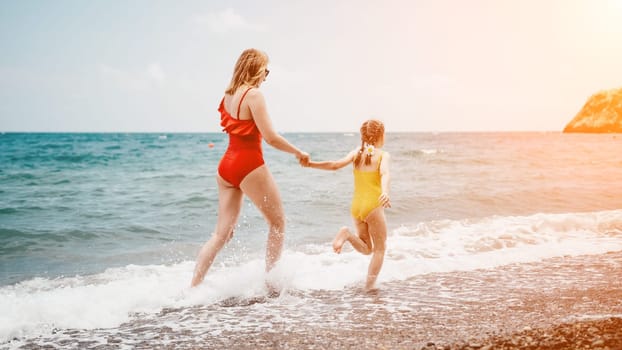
[2,209,621,342]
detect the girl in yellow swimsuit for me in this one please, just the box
[304,119,391,290]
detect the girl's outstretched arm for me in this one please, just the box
[378,152,391,208]
[306,149,358,171]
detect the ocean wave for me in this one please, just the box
[393,209,622,247]
[0,228,29,240]
[0,229,102,255]
[0,208,18,215]
[0,263,194,342]
[146,144,165,149]
[6,153,121,167]
[53,154,116,164]
[125,225,162,235]
[0,229,44,256]
[0,205,45,214]
[399,149,442,157]
[133,173,193,181]
[51,179,71,185]
[1,173,37,181]
[168,195,209,208]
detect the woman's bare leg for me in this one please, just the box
[191,176,244,287]
[240,165,285,272]
[363,208,387,290]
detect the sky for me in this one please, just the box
[1,0,622,132]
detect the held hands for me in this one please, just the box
[296,151,310,167]
[378,192,391,208]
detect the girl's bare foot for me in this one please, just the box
[365,274,378,291]
[332,226,350,253]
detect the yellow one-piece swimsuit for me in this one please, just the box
[350,152,383,221]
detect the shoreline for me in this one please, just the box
[7,317,622,349]
[5,251,622,349]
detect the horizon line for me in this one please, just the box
[0,130,567,134]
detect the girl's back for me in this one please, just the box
[351,149,384,221]
[353,150,384,172]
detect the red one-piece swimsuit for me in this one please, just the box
[217,88,264,188]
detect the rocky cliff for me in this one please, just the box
[563,88,622,133]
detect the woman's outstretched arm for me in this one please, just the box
[246,89,308,161]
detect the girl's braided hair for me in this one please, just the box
[354,119,385,167]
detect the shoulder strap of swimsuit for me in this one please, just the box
[236,87,253,119]
[377,151,384,171]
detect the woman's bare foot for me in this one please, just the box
[332,226,350,253]
[265,282,281,298]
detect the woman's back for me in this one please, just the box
[223,87,255,121]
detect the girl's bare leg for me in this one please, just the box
[332,227,349,253]
[240,165,285,272]
[363,208,387,290]
[333,221,372,254]
[191,176,244,287]
[354,219,373,252]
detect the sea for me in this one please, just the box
[1,132,621,349]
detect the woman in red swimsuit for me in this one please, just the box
[191,48,309,288]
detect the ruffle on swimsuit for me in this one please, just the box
[218,98,261,136]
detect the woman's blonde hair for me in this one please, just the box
[354,119,385,167]
[225,48,269,95]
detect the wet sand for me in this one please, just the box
[6,251,622,349]
[440,317,622,349]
